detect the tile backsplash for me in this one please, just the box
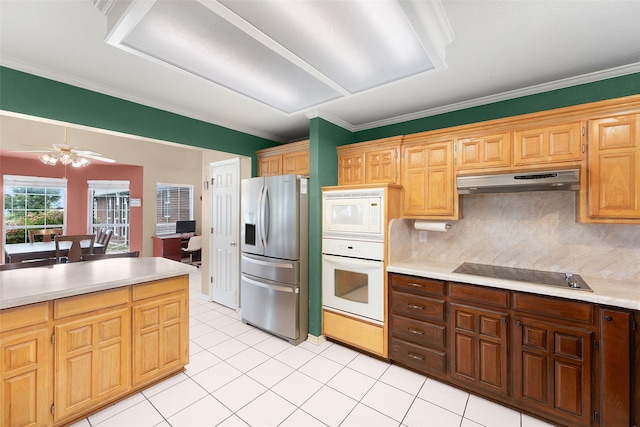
[391,191,640,282]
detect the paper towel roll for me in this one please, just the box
[414,220,451,232]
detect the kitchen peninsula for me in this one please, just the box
[0,257,194,427]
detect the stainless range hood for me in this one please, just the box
[457,169,580,194]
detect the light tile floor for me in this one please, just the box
[69,271,557,427]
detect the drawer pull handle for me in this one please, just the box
[407,327,424,335]
[407,282,425,288]
[605,315,613,321]
[407,352,425,361]
[407,304,425,310]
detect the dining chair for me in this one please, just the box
[0,258,55,271]
[54,234,95,263]
[181,235,202,266]
[93,229,113,254]
[83,251,139,261]
[28,228,63,243]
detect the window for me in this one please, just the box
[156,183,193,235]
[89,180,130,252]
[3,175,66,244]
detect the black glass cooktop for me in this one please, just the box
[453,262,593,292]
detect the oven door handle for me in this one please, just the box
[323,254,383,269]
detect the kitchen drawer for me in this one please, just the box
[449,282,509,308]
[54,287,129,319]
[0,302,50,332]
[132,275,189,301]
[512,293,594,325]
[390,274,446,296]
[391,291,445,322]
[390,338,446,377]
[391,314,446,350]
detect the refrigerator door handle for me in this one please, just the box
[262,186,270,245]
[257,185,266,247]
[242,275,299,293]
[242,254,294,269]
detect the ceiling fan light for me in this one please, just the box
[72,157,91,167]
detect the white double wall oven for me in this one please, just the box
[322,188,386,324]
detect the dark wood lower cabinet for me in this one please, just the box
[600,308,631,427]
[450,304,508,398]
[514,316,593,426]
[387,272,637,427]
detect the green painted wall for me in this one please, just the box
[354,72,640,142]
[308,117,353,336]
[0,67,277,174]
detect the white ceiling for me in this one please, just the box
[1,0,640,143]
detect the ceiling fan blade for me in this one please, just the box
[80,152,116,163]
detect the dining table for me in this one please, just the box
[3,241,104,264]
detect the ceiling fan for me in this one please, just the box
[19,128,116,167]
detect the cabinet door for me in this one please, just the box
[1,326,50,427]
[258,155,282,176]
[337,152,365,185]
[54,307,130,423]
[600,308,631,427]
[456,132,511,170]
[450,304,508,397]
[282,150,309,176]
[514,122,583,166]
[132,293,188,387]
[366,147,399,184]
[588,114,640,219]
[514,317,592,426]
[402,139,456,217]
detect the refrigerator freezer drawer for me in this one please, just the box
[241,274,299,342]
[241,253,299,285]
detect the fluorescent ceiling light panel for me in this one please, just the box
[106,0,447,114]
[121,1,342,113]
[220,0,435,93]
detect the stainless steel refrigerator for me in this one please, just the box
[240,174,308,345]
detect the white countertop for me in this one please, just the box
[387,259,640,311]
[0,257,196,310]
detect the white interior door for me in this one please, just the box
[209,158,240,310]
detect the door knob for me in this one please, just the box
[230,242,237,246]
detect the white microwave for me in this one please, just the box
[322,188,385,241]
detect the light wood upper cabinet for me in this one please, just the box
[337,151,365,185]
[401,135,458,218]
[456,132,511,171]
[514,122,584,166]
[587,113,640,220]
[337,136,401,185]
[257,155,282,176]
[257,140,309,176]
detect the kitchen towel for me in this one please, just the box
[414,220,451,232]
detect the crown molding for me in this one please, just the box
[354,62,640,132]
[305,110,355,132]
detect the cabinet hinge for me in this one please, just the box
[210,276,214,284]
[582,143,586,153]
[593,339,598,349]
[51,333,55,344]
[582,126,586,136]
[211,227,214,234]
[51,404,55,415]
[633,318,637,332]
[593,411,599,421]
[211,177,215,185]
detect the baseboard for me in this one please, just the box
[306,334,327,346]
